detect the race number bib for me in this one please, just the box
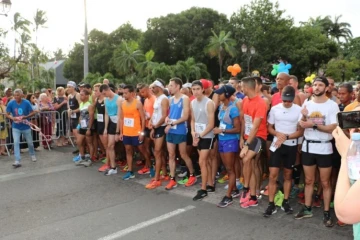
[97,114,104,123]
[244,114,253,136]
[170,119,177,130]
[80,119,87,128]
[269,142,277,152]
[219,123,226,136]
[109,115,118,123]
[195,122,206,134]
[124,118,134,127]
[71,112,77,119]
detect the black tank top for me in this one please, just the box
[68,94,80,118]
[96,98,105,115]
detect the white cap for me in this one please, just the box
[152,80,164,89]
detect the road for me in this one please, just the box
[0,146,354,240]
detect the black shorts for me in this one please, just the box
[144,127,151,138]
[107,121,117,135]
[92,120,97,133]
[97,121,105,135]
[79,128,93,136]
[197,138,215,150]
[301,151,332,168]
[70,119,79,131]
[247,137,266,153]
[187,127,193,146]
[267,134,274,142]
[331,139,341,169]
[153,126,166,139]
[269,144,297,169]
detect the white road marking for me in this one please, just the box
[98,205,196,240]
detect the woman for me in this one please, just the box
[26,94,40,150]
[0,98,8,155]
[53,87,68,146]
[39,93,54,150]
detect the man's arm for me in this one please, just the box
[137,101,146,132]
[173,96,190,125]
[246,118,262,144]
[104,107,109,133]
[190,103,195,134]
[87,105,95,132]
[294,95,301,106]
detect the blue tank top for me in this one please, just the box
[168,96,187,135]
[104,95,119,116]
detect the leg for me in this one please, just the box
[125,145,134,171]
[77,134,86,156]
[178,142,194,174]
[283,168,293,200]
[209,139,218,185]
[199,149,211,190]
[268,167,280,202]
[138,142,151,169]
[100,134,109,164]
[242,150,257,193]
[107,135,116,168]
[85,135,94,158]
[167,142,176,177]
[153,136,165,180]
[303,165,316,207]
[23,129,35,157]
[220,152,236,197]
[12,128,21,162]
[318,167,332,211]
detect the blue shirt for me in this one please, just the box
[218,102,240,141]
[168,97,187,135]
[104,95,119,116]
[6,99,33,130]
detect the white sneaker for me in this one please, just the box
[31,156,37,162]
[75,159,86,166]
[82,160,92,167]
[105,168,118,176]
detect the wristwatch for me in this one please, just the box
[313,124,318,130]
[244,141,249,147]
[140,132,145,136]
[115,132,120,135]
[286,135,289,140]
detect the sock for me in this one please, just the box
[269,201,275,207]
[81,155,85,160]
[250,195,257,201]
[292,164,301,185]
[243,187,249,192]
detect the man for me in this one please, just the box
[337,83,353,111]
[229,77,244,99]
[272,73,301,106]
[145,79,170,189]
[118,85,151,180]
[327,77,340,104]
[264,86,303,217]
[164,77,196,190]
[6,89,37,167]
[118,83,125,96]
[3,87,12,105]
[137,83,156,176]
[190,80,215,201]
[103,79,110,85]
[289,75,306,105]
[101,84,121,176]
[67,81,81,156]
[239,77,268,208]
[296,76,339,227]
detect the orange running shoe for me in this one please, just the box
[138,166,150,175]
[185,176,197,187]
[165,179,178,190]
[161,175,170,181]
[98,164,109,172]
[146,180,162,189]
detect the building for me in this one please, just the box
[40,60,67,89]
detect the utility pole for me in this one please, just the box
[83,0,89,79]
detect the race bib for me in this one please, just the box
[80,119,87,128]
[109,115,118,123]
[269,142,277,152]
[124,117,134,127]
[219,123,226,136]
[97,114,104,122]
[170,119,177,130]
[195,122,206,134]
[244,114,253,136]
[71,112,77,119]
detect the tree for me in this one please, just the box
[109,22,142,47]
[205,30,236,80]
[325,58,360,81]
[52,48,66,60]
[136,50,157,82]
[328,15,353,43]
[63,43,84,82]
[343,37,360,60]
[33,9,47,46]
[111,41,145,76]
[173,57,210,82]
[151,63,173,82]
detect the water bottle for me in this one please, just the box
[347,133,360,181]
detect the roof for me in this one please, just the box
[40,60,66,71]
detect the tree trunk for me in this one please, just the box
[219,53,222,81]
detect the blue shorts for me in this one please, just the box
[123,136,142,146]
[166,133,187,144]
[218,139,239,153]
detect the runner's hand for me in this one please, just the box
[119,134,123,141]
[213,127,222,134]
[150,129,155,140]
[240,146,248,158]
[275,132,286,142]
[164,125,171,134]
[239,138,244,149]
[103,129,108,135]
[299,119,313,129]
[301,105,308,117]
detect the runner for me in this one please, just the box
[118,85,151,180]
[164,77,196,190]
[67,81,81,156]
[296,76,339,227]
[190,80,215,201]
[289,75,306,105]
[263,86,302,217]
[326,77,340,104]
[229,77,245,99]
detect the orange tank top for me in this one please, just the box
[122,99,141,136]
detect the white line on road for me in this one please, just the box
[98,205,196,240]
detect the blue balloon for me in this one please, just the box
[277,62,292,74]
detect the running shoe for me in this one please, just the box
[91,156,99,162]
[165,179,178,190]
[75,159,86,166]
[337,220,347,227]
[260,188,269,196]
[231,189,240,198]
[138,166,150,175]
[122,171,135,180]
[217,174,229,184]
[177,177,189,185]
[313,195,321,208]
[102,158,107,164]
[98,164,109,172]
[290,187,300,199]
[73,155,81,162]
[160,175,170,181]
[297,191,305,199]
[82,160,92,167]
[323,212,334,227]
[294,207,313,220]
[217,196,233,208]
[240,199,258,208]
[12,161,21,168]
[105,168,118,176]
[224,182,243,190]
[72,149,79,155]
[136,160,144,166]
[281,200,293,214]
[31,156,37,162]
[240,191,250,204]
[185,176,197,187]
[263,204,277,217]
[145,180,161,189]
[206,185,215,193]
[193,189,207,201]
[121,165,129,172]
[177,169,188,178]
[330,201,334,209]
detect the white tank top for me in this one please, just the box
[152,94,167,127]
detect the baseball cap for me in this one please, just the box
[200,79,211,89]
[183,83,192,89]
[67,81,77,88]
[152,80,165,89]
[281,86,295,101]
[313,76,329,87]
[78,82,85,87]
[214,85,236,98]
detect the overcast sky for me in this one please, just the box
[0,0,359,56]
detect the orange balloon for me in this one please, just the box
[227,66,234,72]
[231,70,238,76]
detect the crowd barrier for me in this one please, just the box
[0,110,76,157]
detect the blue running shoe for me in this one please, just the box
[237,182,244,190]
[122,171,135,180]
[73,155,81,162]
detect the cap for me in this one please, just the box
[281,86,295,101]
[67,81,77,88]
[78,82,85,87]
[118,83,126,89]
[152,80,165,89]
[4,88,11,93]
[214,85,236,98]
[183,83,192,89]
[200,79,211,89]
[313,76,329,87]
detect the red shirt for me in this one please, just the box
[242,95,268,141]
[271,92,282,106]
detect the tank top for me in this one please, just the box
[68,94,80,119]
[105,94,119,123]
[168,96,187,135]
[122,99,141,136]
[152,94,167,127]
[96,98,105,124]
[191,97,214,139]
[79,101,91,129]
[271,92,282,106]
[144,95,156,128]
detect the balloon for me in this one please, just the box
[227,66,233,72]
[233,64,241,72]
[277,62,292,74]
[227,64,242,76]
[231,70,238,76]
[271,69,277,76]
[305,74,316,83]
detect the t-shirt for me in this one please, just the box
[268,103,301,146]
[218,101,239,141]
[344,101,359,112]
[299,99,339,154]
[271,92,282,106]
[6,99,33,130]
[242,95,268,141]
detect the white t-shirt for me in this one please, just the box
[268,103,301,146]
[299,99,339,154]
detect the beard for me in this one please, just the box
[313,89,326,97]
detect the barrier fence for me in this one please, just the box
[0,110,76,156]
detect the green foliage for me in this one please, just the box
[343,37,360,60]
[111,41,145,76]
[173,57,210,82]
[325,58,360,81]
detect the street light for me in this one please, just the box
[0,0,11,17]
[241,44,256,76]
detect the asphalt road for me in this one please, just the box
[0,146,354,240]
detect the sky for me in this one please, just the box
[0,0,359,57]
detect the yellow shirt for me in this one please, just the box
[344,101,359,112]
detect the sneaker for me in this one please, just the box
[240,191,250,204]
[260,188,269,196]
[231,189,240,198]
[98,164,110,172]
[160,175,170,181]
[263,204,277,217]
[217,174,229,184]
[256,194,262,200]
[177,170,188,178]
[294,207,313,220]
[91,156,99,162]
[185,176,197,187]
[240,199,258,208]
[206,185,215,193]
[145,180,161,189]
[31,155,37,162]
[281,201,293,214]
[82,160,92,167]
[313,195,321,208]
[122,171,135,180]
[72,149,79,155]
[217,196,233,208]
[337,220,347,227]
[290,187,300,199]
[138,167,150,175]
[73,155,81,162]
[117,161,126,167]
[177,177,189,185]
[12,161,21,168]
[165,179,178,190]
[323,212,334,227]
[193,189,208,201]
[136,160,144,166]
[85,154,91,160]
[149,166,155,178]
[105,168,118,176]
[224,182,243,190]
[75,159,86,166]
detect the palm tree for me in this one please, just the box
[136,50,157,82]
[33,9,47,46]
[205,30,236,80]
[173,57,209,82]
[12,13,31,61]
[112,41,145,76]
[328,15,353,43]
[151,63,173,82]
